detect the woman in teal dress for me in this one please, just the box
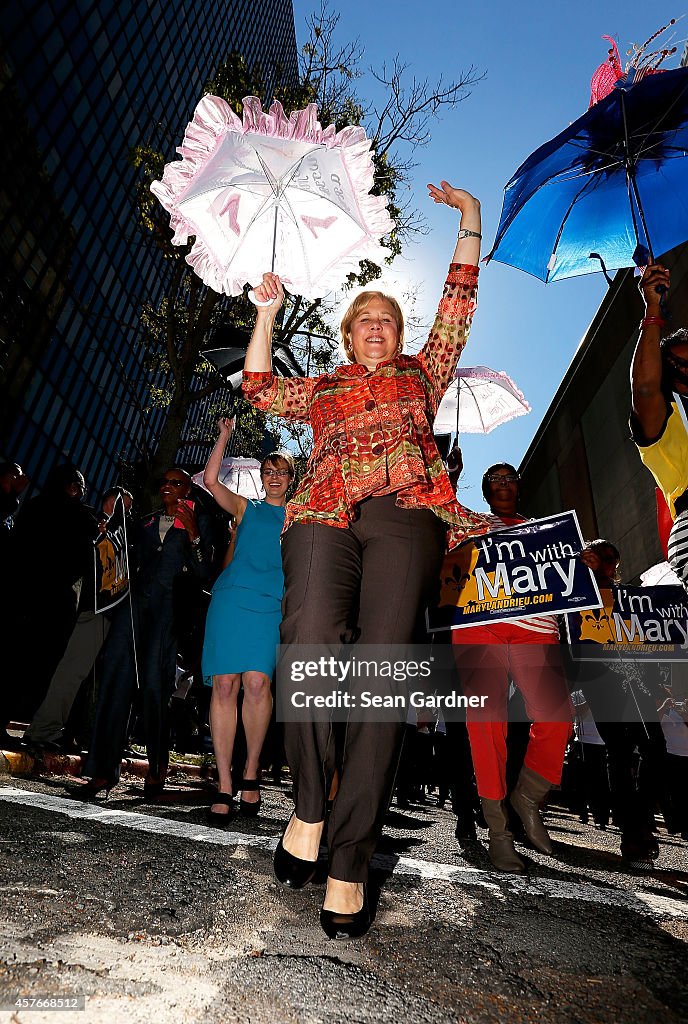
[202,416,294,823]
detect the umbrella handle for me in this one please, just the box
[248,289,276,308]
[228,406,238,459]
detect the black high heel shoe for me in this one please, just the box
[273,826,318,889]
[239,778,261,817]
[143,779,165,802]
[73,778,114,801]
[320,884,370,940]
[206,792,236,826]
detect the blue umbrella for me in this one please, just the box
[485,65,688,282]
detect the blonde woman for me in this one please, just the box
[243,181,488,938]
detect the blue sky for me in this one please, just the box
[290,1,685,510]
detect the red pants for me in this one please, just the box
[452,624,573,800]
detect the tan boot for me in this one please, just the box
[480,798,526,874]
[510,765,554,855]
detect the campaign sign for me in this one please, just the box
[427,511,601,632]
[566,584,688,660]
[94,495,130,614]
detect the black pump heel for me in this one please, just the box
[73,778,115,801]
[273,814,318,888]
[239,777,261,817]
[273,837,317,888]
[320,885,370,939]
[206,791,236,826]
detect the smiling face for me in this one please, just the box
[159,470,191,511]
[260,458,292,505]
[483,465,519,517]
[345,296,402,370]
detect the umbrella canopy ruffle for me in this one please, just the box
[151,95,393,299]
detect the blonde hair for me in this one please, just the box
[340,291,405,363]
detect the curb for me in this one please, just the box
[0,748,214,782]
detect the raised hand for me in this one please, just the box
[579,549,601,573]
[174,500,199,541]
[217,416,235,440]
[427,181,480,219]
[446,444,463,490]
[639,263,670,313]
[446,444,463,475]
[429,182,481,264]
[253,272,285,314]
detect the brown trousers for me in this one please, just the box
[280,494,446,881]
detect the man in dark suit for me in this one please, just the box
[79,469,213,799]
[23,487,134,753]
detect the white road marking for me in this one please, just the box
[1,786,687,920]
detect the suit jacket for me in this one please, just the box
[132,508,213,597]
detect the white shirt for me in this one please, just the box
[158,514,175,543]
[661,708,688,757]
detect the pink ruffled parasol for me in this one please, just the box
[433,365,531,436]
[151,95,393,300]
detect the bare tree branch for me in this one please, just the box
[186,375,227,405]
[299,1,364,120]
[370,58,485,156]
[281,298,322,346]
[281,294,304,338]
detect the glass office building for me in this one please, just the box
[0,0,298,497]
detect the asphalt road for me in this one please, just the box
[0,774,686,1024]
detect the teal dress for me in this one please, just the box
[202,500,286,681]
